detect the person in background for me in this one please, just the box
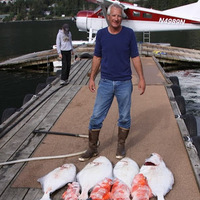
[79,3,146,162]
[56,23,73,85]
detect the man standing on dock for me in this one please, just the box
[79,3,146,161]
[56,23,73,85]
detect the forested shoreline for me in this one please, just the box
[0,0,197,22]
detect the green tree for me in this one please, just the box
[0,0,198,22]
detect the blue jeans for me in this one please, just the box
[89,79,133,130]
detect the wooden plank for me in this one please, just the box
[0,59,86,199]
[73,59,91,85]
[0,83,61,143]
[69,59,88,82]
[71,60,89,85]
[141,43,200,64]
[0,85,55,147]
[0,85,74,163]
[0,49,58,69]
[0,162,25,196]
[23,189,43,200]
[0,187,28,200]
[35,85,82,131]
[0,85,81,197]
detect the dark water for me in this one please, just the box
[0,71,47,115]
[0,19,88,61]
[0,19,88,121]
[0,20,200,123]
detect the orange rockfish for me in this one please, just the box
[139,153,174,200]
[89,177,112,200]
[110,178,131,200]
[62,182,80,200]
[131,173,152,200]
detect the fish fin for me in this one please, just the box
[40,193,51,200]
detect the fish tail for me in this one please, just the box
[157,195,165,200]
[40,193,51,200]
[78,192,88,200]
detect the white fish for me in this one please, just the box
[38,163,76,200]
[76,156,113,199]
[113,157,139,189]
[139,153,174,200]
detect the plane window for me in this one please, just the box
[143,13,152,18]
[133,11,140,17]
[97,11,103,17]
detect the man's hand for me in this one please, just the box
[89,79,96,93]
[138,78,146,95]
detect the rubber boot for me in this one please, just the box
[79,129,100,162]
[116,127,129,159]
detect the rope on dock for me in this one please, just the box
[0,150,86,166]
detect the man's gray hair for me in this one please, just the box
[107,3,126,18]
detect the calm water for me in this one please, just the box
[0,20,200,123]
[0,19,88,61]
[0,19,88,121]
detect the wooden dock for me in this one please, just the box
[0,49,58,69]
[1,43,200,72]
[0,56,200,200]
[139,43,200,70]
[0,44,95,71]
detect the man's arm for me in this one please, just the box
[131,56,146,95]
[89,56,101,93]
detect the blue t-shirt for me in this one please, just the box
[94,26,139,81]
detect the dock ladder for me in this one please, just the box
[143,31,151,43]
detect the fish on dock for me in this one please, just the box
[89,177,113,200]
[131,173,152,200]
[38,163,76,200]
[113,157,139,189]
[110,178,131,200]
[139,153,174,200]
[76,156,113,200]
[62,181,81,200]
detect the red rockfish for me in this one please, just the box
[131,173,152,200]
[62,181,80,200]
[110,178,131,200]
[89,177,113,200]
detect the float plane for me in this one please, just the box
[76,0,200,42]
